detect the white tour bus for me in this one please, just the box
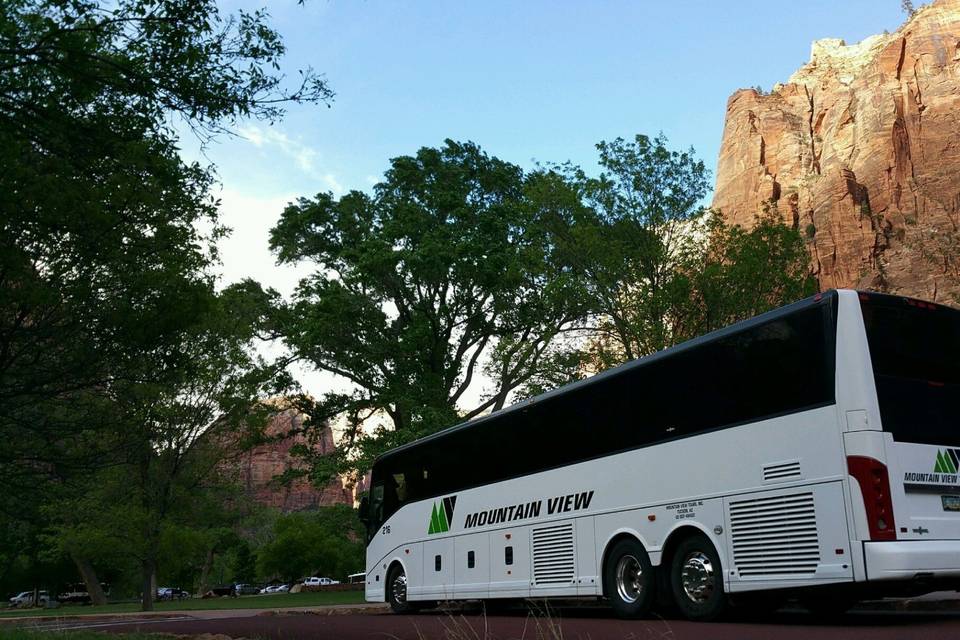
[359,290,960,620]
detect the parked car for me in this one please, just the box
[259,584,289,594]
[347,572,365,584]
[303,577,339,587]
[9,591,50,608]
[156,587,189,600]
[233,583,259,596]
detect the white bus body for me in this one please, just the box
[361,290,960,619]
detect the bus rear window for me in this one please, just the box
[861,295,960,447]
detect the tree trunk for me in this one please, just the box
[71,553,108,605]
[141,558,156,611]
[198,547,215,595]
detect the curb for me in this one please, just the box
[0,604,390,626]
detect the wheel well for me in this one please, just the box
[384,560,404,602]
[599,532,645,597]
[660,525,712,573]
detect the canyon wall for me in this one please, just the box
[231,409,353,512]
[713,0,960,302]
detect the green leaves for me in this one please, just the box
[272,136,818,482]
[687,206,819,336]
[1,0,329,603]
[256,507,365,582]
[270,141,592,477]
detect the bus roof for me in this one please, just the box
[373,289,840,467]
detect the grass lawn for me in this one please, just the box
[0,590,366,619]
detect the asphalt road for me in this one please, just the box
[65,608,960,640]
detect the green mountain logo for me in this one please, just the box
[934,449,960,474]
[428,496,457,535]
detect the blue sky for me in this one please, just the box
[187,0,918,399]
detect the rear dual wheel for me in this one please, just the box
[670,534,729,622]
[604,538,656,618]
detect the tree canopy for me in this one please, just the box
[264,140,591,473]
[1,0,330,610]
[266,135,817,481]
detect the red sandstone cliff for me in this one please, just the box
[231,409,353,512]
[713,0,960,303]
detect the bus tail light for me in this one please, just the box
[847,456,897,541]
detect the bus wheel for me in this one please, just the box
[386,565,415,614]
[670,534,728,621]
[603,538,655,619]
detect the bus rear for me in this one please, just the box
[853,292,960,588]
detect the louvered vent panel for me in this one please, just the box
[762,460,802,482]
[532,523,576,586]
[729,492,820,577]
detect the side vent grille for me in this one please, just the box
[763,460,802,482]
[729,492,820,577]
[532,523,576,586]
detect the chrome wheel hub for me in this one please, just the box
[615,554,644,604]
[681,551,715,603]
[391,572,407,604]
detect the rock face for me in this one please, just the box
[713,0,960,302]
[232,409,354,512]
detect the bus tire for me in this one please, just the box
[603,537,656,619]
[386,564,417,614]
[670,534,728,622]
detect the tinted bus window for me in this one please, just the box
[861,296,960,447]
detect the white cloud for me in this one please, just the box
[237,124,342,194]
[320,173,344,195]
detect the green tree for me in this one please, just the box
[112,292,284,611]
[40,290,288,611]
[264,140,590,474]
[555,134,815,369]
[256,506,364,583]
[0,0,331,515]
[231,541,257,584]
[684,208,819,337]
[552,133,712,368]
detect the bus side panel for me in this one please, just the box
[723,481,854,593]
[454,532,490,599]
[420,537,454,600]
[529,519,580,598]
[489,526,531,598]
[576,518,599,596]
[365,572,384,603]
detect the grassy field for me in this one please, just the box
[0,590,366,619]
